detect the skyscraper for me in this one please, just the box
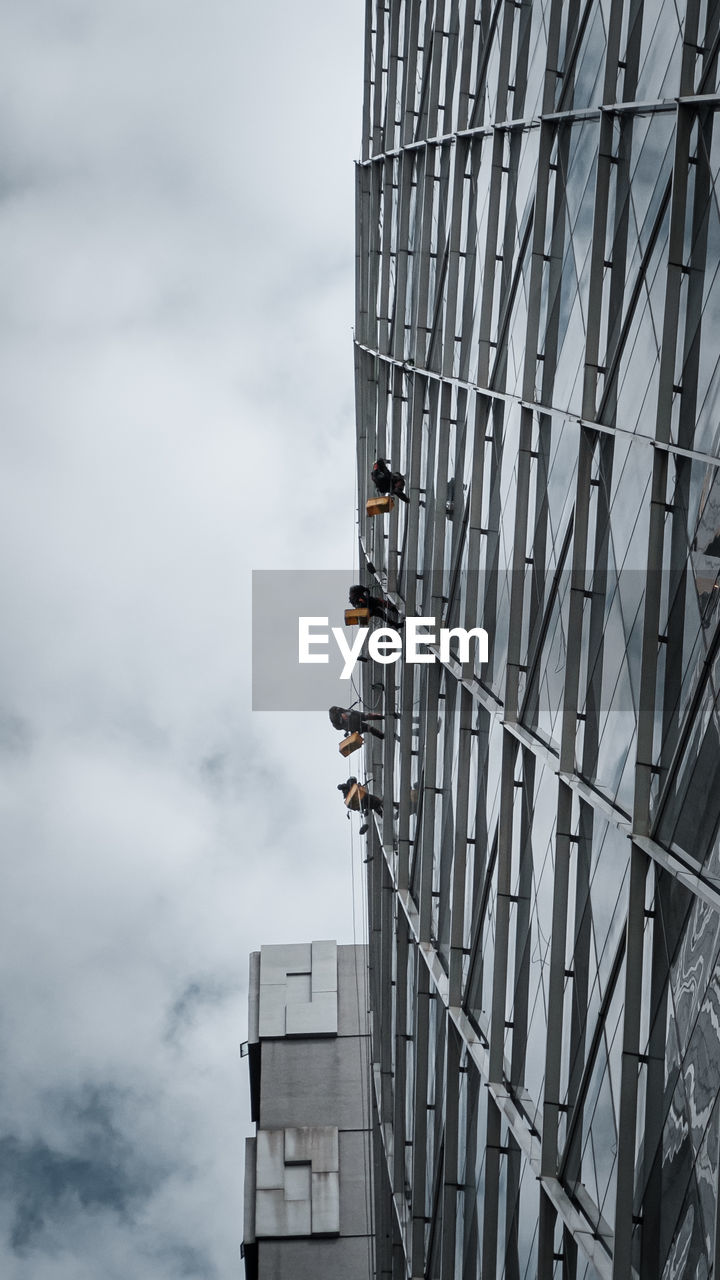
[355,1,720,1276]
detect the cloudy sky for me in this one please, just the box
[0,2,365,1275]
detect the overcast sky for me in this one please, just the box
[0,3,365,1276]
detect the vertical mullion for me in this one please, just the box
[537,781,575,1277]
[458,139,481,383]
[392,150,415,362]
[612,30,699,1265]
[457,0,476,127]
[401,0,421,146]
[442,138,469,380]
[369,161,385,354]
[373,0,388,154]
[378,159,395,355]
[410,962,431,1273]
[430,383,453,618]
[477,129,507,385]
[411,150,436,368]
[482,1096,503,1280]
[393,918,410,1202]
[382,0,402,154]
[421,0,447,141]
[448,685,473,1007]
[356,162,372,347]
[380,857,396,1126]
[419,662,441,941]
[661,105,714,767]
[442,0,461,135]
[482,734,518,1273]
[439,1022,462,1279]
[363,0,375,162]
[461,393,490,678]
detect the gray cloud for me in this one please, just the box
[165,977,238,1045]
[0,1083,173,1252]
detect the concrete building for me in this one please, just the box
[241,941,373,1280]
[354,0,720,1277]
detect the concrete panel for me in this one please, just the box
[311,1170,340,1234]
[258,940,339,1039]
[243,1136,256,1242]
[256,1185,312,1238]
[311,1126,339,1173]
[283,1125,339,1171]
[254,1126,341,1238]
[285,990,337,1037]
[248,951,260,1043]
[260,943,311,986]
[285,971,311,1003]
[284,1126,313,1164]
[256,1129,284,1189]
[255,1188,286,1237]
[339,1129,373,1237]
[260,1039,370,1130]
[258,1235,372,1280]
[283,1196,311,1237]
[336,945,370,1037]
[284,1164,311,1202]
[258,983,287,1039]
[311,940,339,994]
[284,946,313,975]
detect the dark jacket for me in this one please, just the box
[337,776,359,799]
[371,459,393,494]
[349,584,371,608]
[329,706,364,733]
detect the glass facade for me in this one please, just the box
[355,1,720,1277]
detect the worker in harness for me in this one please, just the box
[328,705,385,740]
[371,458,410,504]
[348,584,401,625]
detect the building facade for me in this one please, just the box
[241,941,373,1280]
[355,0,720,1276]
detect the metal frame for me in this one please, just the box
[356,1,720,1277]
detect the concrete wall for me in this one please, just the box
[243,942,372,1280]
[257,1236,372,1280]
